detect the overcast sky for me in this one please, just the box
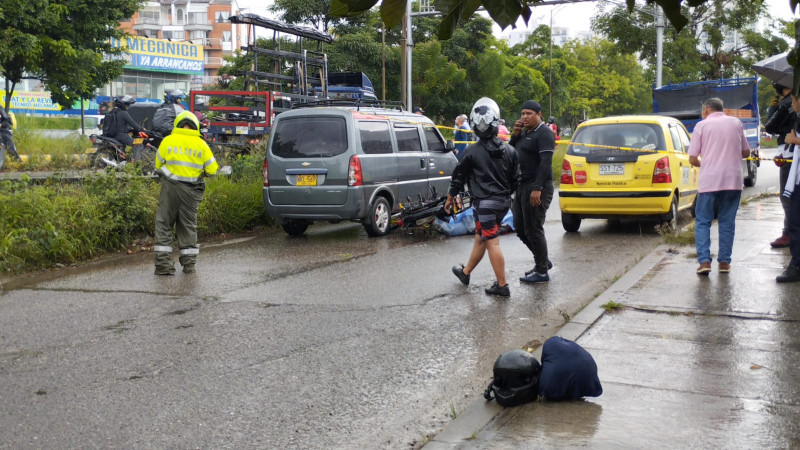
[232,0,800,38]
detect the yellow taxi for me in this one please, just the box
[558,115,698,232]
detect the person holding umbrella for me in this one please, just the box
[777,94,800,283]
[764,81,796,249]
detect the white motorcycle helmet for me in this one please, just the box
[469,97,501,140]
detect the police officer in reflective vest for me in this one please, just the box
[154,111,218,275]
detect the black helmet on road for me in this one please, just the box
[484,349,541,407]
[114,95,136,108]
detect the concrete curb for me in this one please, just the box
[424,244,670,449]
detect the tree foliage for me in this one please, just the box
[330,0,735,41]
[0,0,143,109]
[592,0,788,83]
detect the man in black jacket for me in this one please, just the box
[510,100,555,283]
[447,97,521,297]
[103,95,147,149]
[764,82,796,248]
[0,104,20,167]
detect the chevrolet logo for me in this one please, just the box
[301,162,311,167]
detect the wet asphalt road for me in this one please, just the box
[0,152,781,448]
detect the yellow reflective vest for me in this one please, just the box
[156,128,218,182]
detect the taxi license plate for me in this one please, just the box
[133,138,144,145]
[296,174,317,186]
[599,163,624,175]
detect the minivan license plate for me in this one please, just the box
[296,174,317,186]
[599,163,624,175]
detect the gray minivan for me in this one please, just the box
[263,106,458,236]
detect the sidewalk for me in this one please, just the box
[427,196,800,448]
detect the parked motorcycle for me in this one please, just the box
[89,131,156,174]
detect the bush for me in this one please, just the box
[0,171,158,272]
[552,143,568,185]
[0,153,272,273]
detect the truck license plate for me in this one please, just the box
[296,174,317,186]
[236,126,248,134]
[599,163,624,175]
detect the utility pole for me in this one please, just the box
[655,4,664,88]
[400,13,407,109]
[404,0,413,112]
[382,25,386,102]
[549,9,554,119]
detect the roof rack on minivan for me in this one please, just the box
[290,99,407,112]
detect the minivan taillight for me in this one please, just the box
[263,158,269,186]
[652,156,672,183]
[348,155,363,186]
[561,159,573,184]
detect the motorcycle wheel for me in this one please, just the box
[92,147,116,169]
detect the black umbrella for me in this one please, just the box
[752,52,792,88]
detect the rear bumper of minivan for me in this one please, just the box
[263,187,368,221]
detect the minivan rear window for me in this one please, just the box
[568,123,665,157]
[272,117,348,158]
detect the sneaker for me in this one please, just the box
[776,265,800,283]
[696,262,711,275]
[718,262,731,273]
[520,271,550,283]
[525,260,554,277]
[770,234,790,248]
[452,264,470,285]
[182,264,196,274]
[155,267,176,276]
[485,282,510,297]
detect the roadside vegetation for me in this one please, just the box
[3,116,94,171]
[760,137,778,149]
[0,151,271,274]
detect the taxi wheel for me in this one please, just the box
[364,197,391,237]
[282,220,309,236]
[562,212,581,233]
[664,196,679,230]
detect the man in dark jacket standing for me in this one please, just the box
[447,97,521,297]
[510,100,555,283]
[764,82,796,248]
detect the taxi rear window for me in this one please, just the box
[272,117,348,158]
[568,123,665,156]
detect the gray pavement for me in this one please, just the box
[427,196,800,449]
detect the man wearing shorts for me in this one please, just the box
[446,97,521,297]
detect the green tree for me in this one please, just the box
[330,0,730,40]
[0,0,143,110]
[508,25,577,124]
[592,0,789,83]
[561,39,652,127]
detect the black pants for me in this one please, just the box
[779,163,791,234]
[790,186,800,267]
[512,182,553,274]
